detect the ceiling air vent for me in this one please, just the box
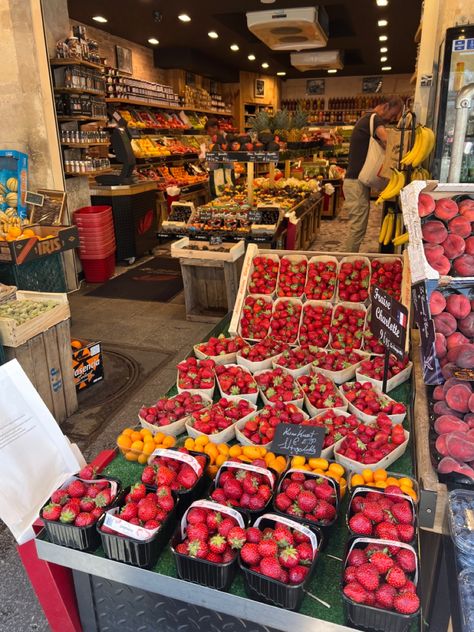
[246,7,329,51]
[291,50,344,72]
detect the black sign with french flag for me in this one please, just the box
[370,285,408,361]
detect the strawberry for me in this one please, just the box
[42,503,62,521]
[239,337,289,363]
[358,354,409,382]
[299,303,332,347]
[393,592,420,614]
[288,565,309,585]
[256,367,303,404]
[386,566,407,588]
[91,507,104,520]
[246,527,262,544]
[78,464,96,480]
[347,549,367,567]
[260,556,282,579]
[297,490,317,512]
[258,539,278,558]
[209,534,227,554]
[375,583,397,609]
[396,523,415,543]
[74,512,95,527]
[275,346,319,371]
[217,517,236,537]
[79,497,95,512]
[240,401,305,444]
[67,480,86,498]
[192,398,255,435]
[222,548,235,563]
[279,546,300,569]
[249,256,279,295]
[157,488,174,512]
[370,258,403,301]
[206,510,223,532]
[298,372,345,411]
[277,257,307,297]
[362,501,384,524]
[340,382,406,418]
[330,305,366,350]
[297,542,313,566]
[215,364,257,397]
[139,392,207,427]
[370,551,394,574]
[311,348,364,373]
[177,357,215,391]
[177,465,198,490]
[129,483,147,502]
[144,519,160,530]
[303,409,359,448]
[241,543,262,566]
[337,259,370,302]
[273,526,294,548]
[138,502,158,522]
[187,539,209,559]
[349,513,373,536]
[120,503,138,521]
[305,259,337,300]
[206,552,223,564]
[391,501,413,525]
[141,466,156,485]
[227,526,247,549]
[60,505,78,523]
[95,489,112,508]
[355,563,380,591]
[187,506,207,525]
[269,299,302,344]
[50,489,69,506]
[275,493,292,512]
[395,548,416,573]
[344,581,368,604]
[195,335,246,358]
[155,466,176,487]
[375,521,399,541]
[187,523,209,542]
[240,296,273,340]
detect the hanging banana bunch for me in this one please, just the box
[376,169,406,204]
[410,167,431,181]
[401,126,436,167]
[393,232,409,246]
[378,211,397,246]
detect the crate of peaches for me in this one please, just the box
[117,426,176,463]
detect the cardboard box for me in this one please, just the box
[0,225,79,264]
[0,150,28,220]
[72,339,104,392]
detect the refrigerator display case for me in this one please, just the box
[433,25,474,183]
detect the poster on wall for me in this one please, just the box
[306,79,325,95]
[362,76,383,93]
[116,45,133,74]
[254,79,265,98]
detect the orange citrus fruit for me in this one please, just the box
[351,474,365,487]
[373,469,388,482]
[328,462,345,478]
[362,469,374,483]
[117,435,132,450]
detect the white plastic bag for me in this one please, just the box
[358,114,387,191]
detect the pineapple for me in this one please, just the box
[272,109,290,141]
[251,111,272,134]
[290,109,309,130]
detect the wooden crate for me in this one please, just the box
[286,196,323,250]
[0,291,70,347]
[4,318,78,423]
[171,237,245,262]
[175,242,245,323]
[230,245,411,348]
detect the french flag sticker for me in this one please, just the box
[397,311,407,328]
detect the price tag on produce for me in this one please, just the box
[199,211,212,222]
[272,424,326,459]
[370,286,408,360]
[248,210,262,223]
[411,281,441,384]
[209,235,222,245]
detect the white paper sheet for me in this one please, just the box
[0,360,82,544]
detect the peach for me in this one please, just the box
[433,401,464,418]
[465,414,474,428]
[446,385,471,412]
[422,220,448,244]
[470,393,474,413]
[442,376,471,394]
[449,216,472,238]
[460,199,474,221]
[435,332,447,358]
[429,290,446,316]
[446,294,471,319]
[434,198,459,221]
[442,362,458,379]
[466,236,474,255]
[430,255,451,275]
[436,433,449,456]
[434,312,457,337]
[433,385,446,400]
[458,313,474,339]
[448,343,474,368]
[418,193,435,218]
[442,234,465,260]
[447,332,470,350]
[453,254,474,277]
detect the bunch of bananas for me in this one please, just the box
[401,126,436,168]
[376,169,406,204]
[410,167,431,181]
[378,212,408,247]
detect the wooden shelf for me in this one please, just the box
[61,142,110,148]
[50,58,104,70]
[65,168,113,177]
[106,97,232,116]
[54,87,105,96]
[57,115,108,122]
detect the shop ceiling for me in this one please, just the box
[67,0,422,82]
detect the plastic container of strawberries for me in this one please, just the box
[41,476,123,552]
[146,449,211,517]
[97,488,179,569]
[238,513,323,611]
[346,486,418,546]
[341,537,420,632]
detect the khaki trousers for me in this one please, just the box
[343,178,371,252]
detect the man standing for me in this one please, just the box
[343,96,404,252]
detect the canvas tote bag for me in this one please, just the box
[358,113,387,191]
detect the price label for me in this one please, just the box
[248,210,262,223]
[209,235,222,245]
[370,285,408,360]
[25,191,44,206]
[411,281,442,384]
[272,423,326,458]
[199,211,212,222]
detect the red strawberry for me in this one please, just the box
[157,488,174,512]
[187,523,208,542]
[209,534,227,554]
[223,478,243,500]
[42,503,62,521]
[375,583,397,609]
[79,497,95,512]
[187,507,207,525]
[74,512,95,527]
[344,581,368,603]
[349,513,373,536]
[241,542,262,566]
[187,539,209,559]
[347,549,367,567]
[177,465,197,490]
[50,489,69,505]
[227,526,247,550]
[288,565,309,585]
[94,489,112,508]
[374,521,399,541]
[67,480,86,498]
[246,527,262,544]
[370,551,394,574]
[355,563,380,591]
[138,502,158,522]
[344,566,358,583]
[59,504,78,523]
[129,483,147,502]
[78,464,96,480]
[222,548,235,563]
[395,548,416,573]
[391,501,413,525]
[120,503,138,521]
[258,539,278,558]
[279,546,300,569]
[305,259,337,300]
[296,542,313,566]
[273,526,294,548]
[275,493,292,512]
[362,501,384,523]
[218,517,236,537]
[141,466,156,486]
[386,566,407,589]
[396,523,415,543]
[297,490,317,513]
[260,556,282,579]
[206,552,223,564]
[393,592,420,614]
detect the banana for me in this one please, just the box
[394,213,403,239]
[376,169,406,204]
[393,232,409,246]
[379,213,390,244]
[412,127,435,167]
[383,213,395,246]
[401,127,422,166]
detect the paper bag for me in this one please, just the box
[381,129,411,179]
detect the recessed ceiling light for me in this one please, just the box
[382,66,392,71]
[380,47,388,53]
[208,31,218,39]
[230,44,239,51]
[92,15,107,23]
[260,0,276,3]
[262,62,269,69]
[277,71,286,76]
[248,54,256,61]
[178,13,191,22]
[376,0,388,6]
[148,38,159,45]
[379,35,388,41]
[328,69,337,74]
[378,19,388,26]
[381,56,387,62]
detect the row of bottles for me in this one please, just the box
[281,95,410,113]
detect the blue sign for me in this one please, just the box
[453,38,474,51]
[467,38,474,50]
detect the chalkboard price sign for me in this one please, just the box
[272,423,326,458]
[209,235,222,245]
[248,210,262,223]
[370,285,408,360]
